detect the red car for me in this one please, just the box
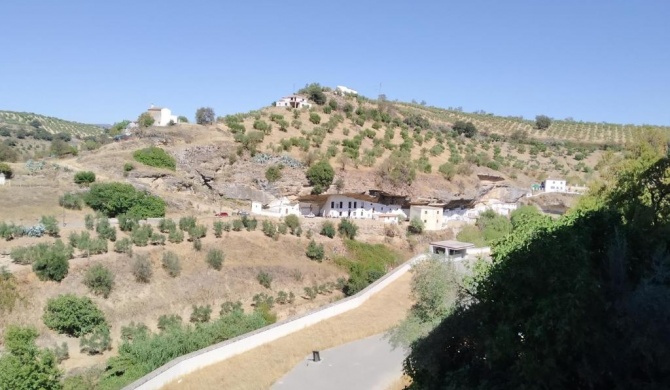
[214,212,229,217]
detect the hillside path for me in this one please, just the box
[272,333,406,390]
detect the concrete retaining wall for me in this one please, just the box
[124,253,427,390]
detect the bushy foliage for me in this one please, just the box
[168,228,184,243]
[74,171,96,185]
[320,221,336,238]
[83,263,114,298]
[130,224,152,246]
[265,165,282,182]
[408,217,425,235]
[178,216,197,232]
[158,218,177,233]
[84,182,166,218]
[262,219,276,238]
[257,270,273,289]
[95,216,116,241]
[137,112,155,127]
[476,209,512,244]
[206,249,224,270]
[0,326,62,390]
[113,237,133,256]
[195,107,215,125]
[43,294,107,337]
[299,83,327,105]
[438,162,456,180]
[31,239,72,282]
[132,255,152,283]
[133,147,176,171]
[535,114,552,129]
[157,314,182,331]
[0,221,24,241]
[0,267,20,314]
[306,160,334,194]
[0,162,13,179]
[379,151,416,187]
[283,214,300,234]
[79,324,112,355]
[220,301,243,316]
[40,215,59,237]
[59,192,84,210]
[306,240,325,261]
[161,251,181,277]
[187,224,207,241]
[84,214,95,230]
[452,120,477,138]
[213,221,224,237]
[338,218,358,240]
[99,311,268,388]
[190,305,212,324]
[336,241,400,296]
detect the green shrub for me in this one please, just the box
[132,147,176,170]
[232,219,244,231]
[277,223,288,235]
[438,162,456,180]
[213,221,224,238]
[221,221,231,232]
[74,171,96,186]
[338,219,358,240]
[455,224,486,247]
[95,217,116,242]
[157,314,182,331]
[0,267,20,314]
[220,301,243,316]
[320,221,336,238]
[188,224,207,241]
[130,224,152,246]
[178,216,197,232]
[132,255,152,283]
[84,183,166,218]
[192,238,202,251]
[262,220,276,238]
[40,215,59,237]
[51,341,69,363]
[336,240,400,296]
[309,112,321,124]
[284,214,300,234]
[0,326,63,390]
[161,252,181,277]
[43,294,107,337]
[79,324,111,355]
[408,217,425,235]
[150,232,165,246]
[158,218,176,233]
[83,263,114,298]
[0,222,23,241]
[306,160,334,194]
[69,230,91,249]
[306,240,325,261]
[190,305,212,324]
[168,228,184,243]
[265,165,282,182]
[32,240,72,282]
[253,119,270,133]
[123,162,135,172]
[257,271,273,289]
[241,216,258,231]
[84,214,95,230]
[59,192,84,210]
[118,214,139,232]
[206,249,224,270]
[113,238,133,256]
[304,286,317,300]
[11,243,48,265]
[0,162,13,179]
[82,238,108,256]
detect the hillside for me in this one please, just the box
[0,110,104,137]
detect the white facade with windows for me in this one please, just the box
[251,197,300,217]
[275,95,312,109]
[409,205,443,231]
[319,195,405,219]
[542,179,567,193]
[147,105,179,127]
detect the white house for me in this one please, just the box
[429,240,475,260]
[147,105,179,127]
[542,178,567,193]
[335,86,358,96]
[251,197,300,217]
[299,192,408,220]
[275,95,312,109]
[409,205,443,231]
[0,175,5,186]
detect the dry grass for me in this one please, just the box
[163,272,413,390]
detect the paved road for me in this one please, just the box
[272,334,406,390]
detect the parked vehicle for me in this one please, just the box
[214,212,229,217]
[237,211,249,216]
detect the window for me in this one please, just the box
[424,210,427,214]
[339,202,343,208]
[348,201,351,208]
[354,202,357,208]
[331,201,334,208]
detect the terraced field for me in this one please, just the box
[398,104,670,145]
[0,110,104,137]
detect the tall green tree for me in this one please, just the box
[0,326,62,390]
[306,160,334,194]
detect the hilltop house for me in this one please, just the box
[542,178,567,193]
[298,191,408,220]
[147,105,179,127]
[275,95,312,109]
[335,86,358,96]
[409,204,444,231]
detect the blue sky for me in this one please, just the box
[1,0,668,125]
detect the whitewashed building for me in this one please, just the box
[409,205,444,231]
[299,191,408,220]
[542,178,567,193]
[335,85,358,96]
[147,105,179,127]
[251,197,300,217]
[275,95,312,109]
